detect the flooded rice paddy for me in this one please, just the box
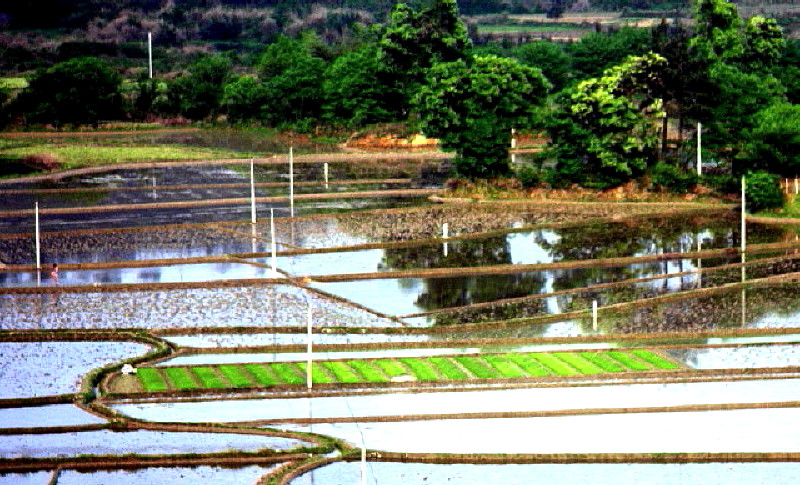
[1,154,799,483]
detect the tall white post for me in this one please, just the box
[324,162,329,189]
[696,122,702,177]
[34,202,41,271]
[306,302,313,389]
[147,32,153,79]
[592,299,598,331]
[361,445,367,485]
[289,147,295,218]
[250,159,257,224]
[270,208,277,275]
[795,177,798,195]
[741,175,746,283]
[442,223,449,239]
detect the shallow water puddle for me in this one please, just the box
[0,404,106,428]
[55,464,279,485]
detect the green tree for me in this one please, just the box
[222,75,268,124]
[168,55,232,121]
[690,0,743,61]
[378,0,472,116]
[740,16,785,71]
[511,41,571,93]
[414,55,550,178]
[12,57,122,127]
[567,27,652,81]
[739,103,800,176]
[545,53,666,189]
[744,171,784,213]
[322,44,398,126]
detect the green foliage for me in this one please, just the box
[223,76,268,124]
[243,364,279,387]
[740,103,800,176]
[218,365,255,387]
[741,16,785,71]
[415,55,550,179]
[580,352,625,372]
[745,171,784,213]
[567,27,652,81]
[167,55,232,121]
[483,354,526,378]
[607,351,653,371]
[136,368,169,392]
[348,360,387,382]
[691,0,743,61]
[322,361,363,383]
[510,41,571,92]
[528,353,579,375]
[428,357,469,379]
[515,164,545,188]
[630,349,679,369]
[192,366,228,388]
[11,57,122,127]
[297,362,334,384]
[453,356,500,378]
[270,362,305,384]
[163,367,200,390]
[650,162,698,193]
[504,353,551,376]
[374,359,408,378]
[545,53,666,189]
[398,357,440,380]
[553,352,605,374]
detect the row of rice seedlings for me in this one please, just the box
[135,350,677,392]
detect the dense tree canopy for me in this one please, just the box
[414,55,550,178]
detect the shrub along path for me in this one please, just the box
[119,349,681,394]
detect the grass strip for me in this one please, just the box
[505,354,552,377]
[580,352,625,372]
[630,350,680,369]
[348,360,388,383]
[606,351,653,371]
[218,365,255,387]
[429,357,469,380]
[374,359,410,379]
[270,362,306,385]
[163,367,200,390]
[554,353,605,374]
[453,356,501,379]
[322,361,363,384]
[529,353,579,376]
[399,358,440,381]
[484,354,528,378]
[192,366,228,388]
[243,364,279,387]
[136,368,169,392]
[297,362,334,384]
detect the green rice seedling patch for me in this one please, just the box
[554,353,604,374]
[218,365,255,387]
[505,354,552,377]
[428,357,469,380]
[270,363,306,385]
[322,361,363,384]
[243,364,279,387]
[375,359,411,379]
[580,352,625,372]
[399,358,440,381]
[483,354,528,378]
[192,366,228,388]
[297,362,334,384]
[348,360,388,383]
[606,351,653,371]
[136,368,169,392]
[630,350,680,369]
[163,367,200,390]
[529,353,579,376]
[453,356,501,379]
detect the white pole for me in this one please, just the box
[306,302,313,389]
[511,128,516,149]
[324,162,329,189]
[361,445,367,485]
[696,122,702,177]
[250,159,257,224]
[592,299,598,331]
[147,32,153,79]
[795,177,798,195]
[270,208,277,275]
[741,175,746,283]
[34,202,41,271]
[289,147,295,218]
[442,223,449,239]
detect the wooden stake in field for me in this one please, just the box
[270,207,277,276]
[306,302,313,389]
[34,202,41,285]
[250,158,257,224]
[592,299,598,331]
[696,122,702,177]
[741,175,746,283]
[324,162,329,189]
[289,147,295,218]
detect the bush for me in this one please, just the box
[515,164,544,188]
[745,171,784,213]
[649,162,698,193]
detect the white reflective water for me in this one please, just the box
[0,404,106,428]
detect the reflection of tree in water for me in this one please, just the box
[381,235,512,270]
[597,286,800,335]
